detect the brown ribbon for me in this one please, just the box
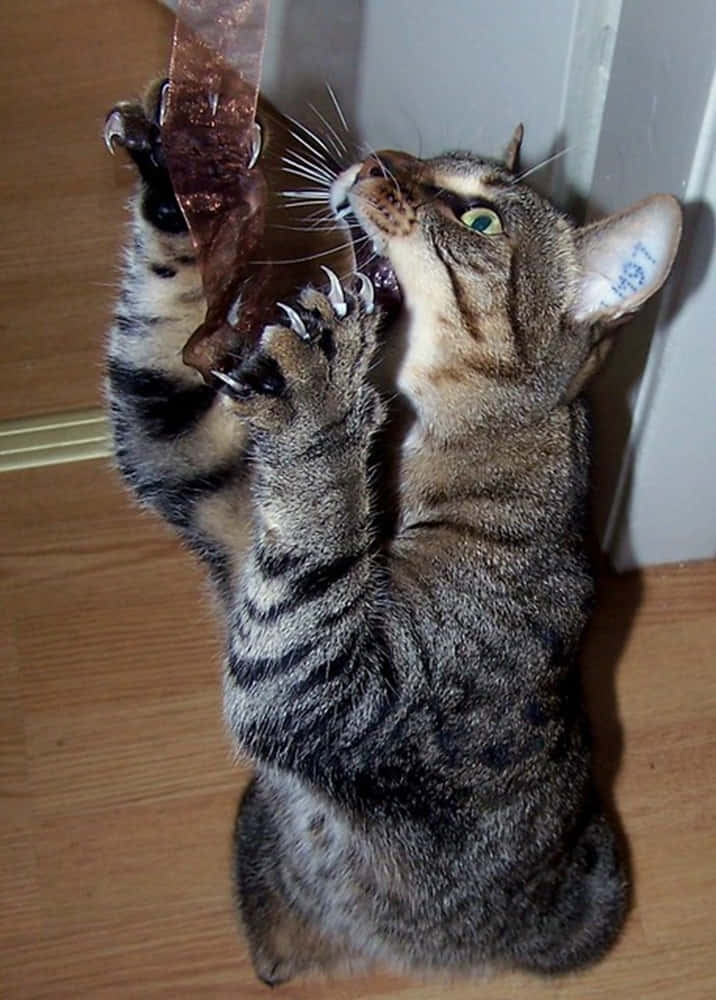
[161,0,357,381]
[161,0,271,378]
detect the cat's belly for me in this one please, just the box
[258,767,510,968]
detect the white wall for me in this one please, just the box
[261,0,600,176]
[355,0,577,164]
[586,0,716,568]
[167,0,716,569]
[607,68,716,569]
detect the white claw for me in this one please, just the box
[158,80,171,127]
[320,266,348,317]
[277,302,309,340]
[211,369,243,394]
[248,122,262,169]
[103,110,124,154]
[355,272,375,314]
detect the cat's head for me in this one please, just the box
[331,128,682,437]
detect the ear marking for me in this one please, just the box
[572,194,682,326]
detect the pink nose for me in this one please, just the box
[357,157,387,181]
[357,150,419,183]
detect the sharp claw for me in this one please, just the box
[158,80,171,127]
[277,302,309,340]
[320,266,348,318]
[248,121,263,169]
[355,272,375,314]
[103,110,125,154]
[211,369,244,395]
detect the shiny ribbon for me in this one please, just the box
[162,0,271,377]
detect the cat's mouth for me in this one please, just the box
[331,166,402,314]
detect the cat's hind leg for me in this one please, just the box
[514,812,627,974]
[234,777,351,986]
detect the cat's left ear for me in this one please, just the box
[570,194,682,327]
[504,123,524,173]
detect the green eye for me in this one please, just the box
[459,207,503,235]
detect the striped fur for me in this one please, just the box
[105,95,681,985]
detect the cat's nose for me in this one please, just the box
[358,158,385,181]
[358,150,420,182]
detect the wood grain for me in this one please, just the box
[1,459,715,998]
[0,0,173,421]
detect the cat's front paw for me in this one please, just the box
[213,270,384,440]
[104,80,186,233]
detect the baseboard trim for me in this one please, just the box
[0,409,110,472]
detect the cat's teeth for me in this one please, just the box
[211,369,243,395]
[321,267,348,317]
[355,273,375,314]
[277,302,309,340]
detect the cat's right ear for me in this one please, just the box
[570,194,682,328]
[563,195,682,398]
[504,124,524,173]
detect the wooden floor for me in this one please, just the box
[0,0,172,422]
[1,458,714,999]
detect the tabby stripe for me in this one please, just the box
[270,685,358,773]
[405,518,483,536]
[113,312,154,336]
[319,587,364,629]
[244,549,366,623]
[288,413,352,462]
[150,262,177,279]
[228,638,315,685]
[406,516,534,548]
[254,545,309,579]
[435,244,485,343]
[107,358,215,439]
[332,634,401,755]
[132,462,242,530]
[506,253,529,364]
[289,643,358,698]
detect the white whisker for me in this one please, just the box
[308,103,347,157]
[325,82,349,133]
[360,141,401,195]
[269,223,341,232]
[281,201,335,210]
[251,235,370,266]
[279,189,332,200]
[282,159,334,183]
[283,114,337,162]
[512,145,574,184]
[282,166,333,186]
[282,152,335,182]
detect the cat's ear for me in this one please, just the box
[570,194,682,327]
[503,123,524,173]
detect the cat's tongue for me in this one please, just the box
[353,236,403,316]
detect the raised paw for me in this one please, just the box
[212,270,384,439]
[104,80,186,233]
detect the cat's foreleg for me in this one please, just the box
[104,89,251,570]
[219,278,395,777]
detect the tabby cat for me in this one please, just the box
[104,84,681,985]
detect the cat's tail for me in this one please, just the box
[515,811,628,975]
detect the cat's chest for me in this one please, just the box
[373,304,447,410]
